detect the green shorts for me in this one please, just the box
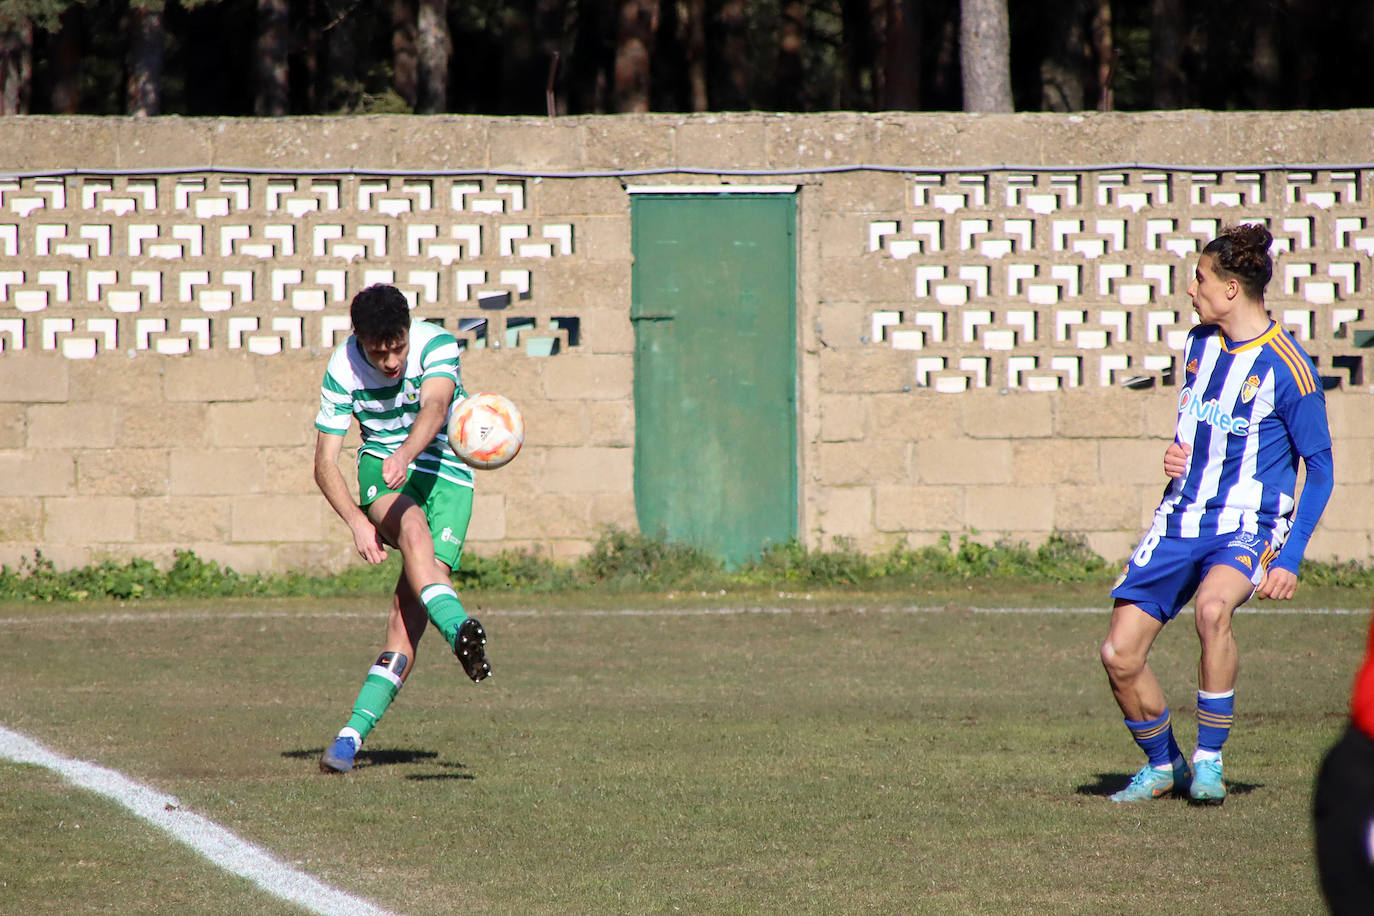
[357,453,473,569]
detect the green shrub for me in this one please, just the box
[574,528,723,590]
[0,552,80,601]
[1299,558,1374,589]
[457,548,575,593]
[738,537,870,585]
[3,529,1366,602]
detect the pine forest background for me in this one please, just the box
[3,0,1374,119]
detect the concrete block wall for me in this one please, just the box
[1,111,1372,573]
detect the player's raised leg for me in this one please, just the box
[373,491,490,681]
[1187,563,1255,805]
[1102,600,1190,801]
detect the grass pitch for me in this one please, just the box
[0,588,1366,914]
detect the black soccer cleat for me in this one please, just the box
[455,617,491,682]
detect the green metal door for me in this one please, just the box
[630,192,798,565]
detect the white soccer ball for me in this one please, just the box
[448,392,525,470]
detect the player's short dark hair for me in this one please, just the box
[1203,223,1273,299]
[350,284,410,343]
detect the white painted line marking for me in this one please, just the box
[0,724,400,916]
[0,603,1364,629]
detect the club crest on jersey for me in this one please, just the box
[1240,374,1260,404]
[1226,531,1266,559]
[1178,387,1251,436]
[1186,358,1199,376]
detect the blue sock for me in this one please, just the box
[1196,690,1235,754]
[419,583,467,648]
[1124,709,1182,769]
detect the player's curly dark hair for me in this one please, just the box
[349,284,411,343]
[1203,223,1274,299]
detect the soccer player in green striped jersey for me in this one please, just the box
[312,284,491,774]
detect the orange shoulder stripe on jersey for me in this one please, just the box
[1272,330,1315,386]
[1289,335,1319,396]
[1262,339,1307,394]
[1268,331,1317,396]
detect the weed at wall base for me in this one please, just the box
[2,529,1370,602]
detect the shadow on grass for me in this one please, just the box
[405,771,475,782]
[283,747,471,778]
[1077,772,1264,798]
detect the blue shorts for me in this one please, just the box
[1110,528,1278,622]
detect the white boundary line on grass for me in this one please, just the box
[0,603,1365,629]
[0,724,400,916]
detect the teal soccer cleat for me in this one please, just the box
[319,734,359,774]
[1110,758,1191,802]
[1189,756,1227,805]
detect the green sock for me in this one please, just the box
[342,654,406,743]
[420,583,468,647]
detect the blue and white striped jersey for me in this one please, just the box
[1155,321,1330,540]
[315,318,474,489]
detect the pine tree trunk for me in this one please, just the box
[324,5,359,112]
[568,0,609,114]
[839,0,875,110]
[776,0,806,109]
[685,0,707,110]
[0,15,32,115]
[881,0,920,109]
[535,0,566,115]
[960,0,1012,112]
[416,0,450,113]
[614,0,656,112]
[1089,0,1113,111]
[393,0,418,110]
[51,5,82,113]
[1249,1,1280,108]
[714,0,748,110]
[1037,0,1086,111]
[300,0,319,112]
[1149,0,1184,108]
[256,0,290,116]
[126,4,164,116]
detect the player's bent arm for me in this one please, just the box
[388,376,456,470]
[1259,448,1334,600]
[1272,448,1334,577]
[405,376,456,458]
[314,430,388,563]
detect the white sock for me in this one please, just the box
[1192,748,1221,763]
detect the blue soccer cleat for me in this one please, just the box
[1110,758,1191,802]
[319,734,359,774]
[455,617,491,683]
[1189,755,1227,805]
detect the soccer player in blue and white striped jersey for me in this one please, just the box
[313,284,492,773]
[1101,224,1334,804]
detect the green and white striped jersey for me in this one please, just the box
[315,318,474,488]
